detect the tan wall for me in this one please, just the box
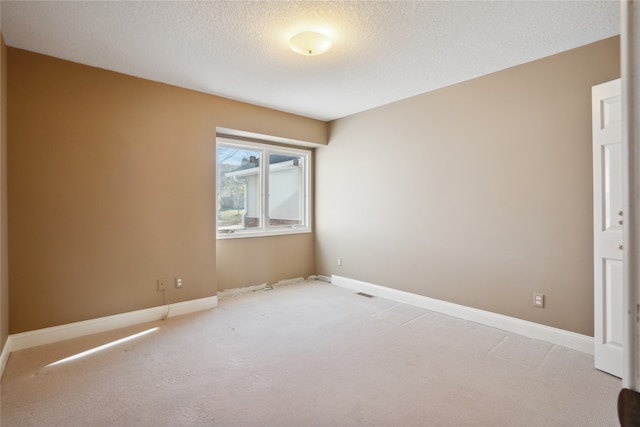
[315,37,620,336]
[8,48,326,333]
[1,35,8,350]
[216,233,315,290]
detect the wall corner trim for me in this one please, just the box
[331,275,594,355]
[7,296,218,354]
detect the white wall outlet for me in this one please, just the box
[337,257,343,266]
[533,293,545,308]
[176,278,183,289]
[157,279,166,292]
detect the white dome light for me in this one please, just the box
[288,31,332,56]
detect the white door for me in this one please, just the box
[593,79,624,377]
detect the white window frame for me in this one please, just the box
[216,137,312,239]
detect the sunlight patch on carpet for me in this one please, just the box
[46,327,159,367]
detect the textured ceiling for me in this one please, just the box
[1,1,620,121]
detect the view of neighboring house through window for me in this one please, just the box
[216,138,310,238]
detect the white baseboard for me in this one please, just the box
[1,336,11,378]
[332,275,594,355]
[9,295,218,353]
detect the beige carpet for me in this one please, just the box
[1,280,621,426]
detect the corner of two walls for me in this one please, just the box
[7,48,325,334]
[1,32,8,353]
[315,36,621,337]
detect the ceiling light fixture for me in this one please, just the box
[288,31,332,56]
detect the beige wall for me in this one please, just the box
[1,35,8,350]
[315,37,620,336]
[8,48,325,333]
[216,233,315,290]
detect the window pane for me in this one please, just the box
[217,146,262,233]
[216,137,311,238]
[268,153,304,227]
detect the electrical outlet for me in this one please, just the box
[175,278,183,289]
[533,293,545,308]
[338,258,343,266]
[157,279,166,292]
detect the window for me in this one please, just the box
[216,137,311,238]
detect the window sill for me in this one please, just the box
[216,228,312,240]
